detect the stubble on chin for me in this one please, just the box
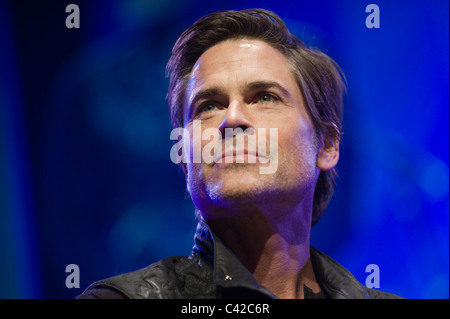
[188,141,318,214]
[200,159,294,206]
[206,164,264,203]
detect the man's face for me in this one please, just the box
[183,39,322,220]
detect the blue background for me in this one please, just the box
[0,0,448,299]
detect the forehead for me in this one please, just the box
[189,38,294,84]
[185,39,300,107]
[193,38,290,74]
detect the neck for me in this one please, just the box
[205,201,320,299]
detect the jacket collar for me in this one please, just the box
[309,247,371,299]
[191,220,372,299]
[191,220,277,298]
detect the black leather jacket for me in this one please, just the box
[79,220,401,299]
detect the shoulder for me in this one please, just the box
[78,257,187,299]
[310,247,403,299]
[78,255,215,299]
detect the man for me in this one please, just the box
[79,9,400,299]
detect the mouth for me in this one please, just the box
[214,149,266,164]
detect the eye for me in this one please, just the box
[198,102,220,114]
[257,93,279,103]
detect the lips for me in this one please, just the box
[214,148,265,164]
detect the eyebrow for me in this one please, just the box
[244,81,292,99]
[190,87,227,108]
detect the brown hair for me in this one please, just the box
[166,9,346,226]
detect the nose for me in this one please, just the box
[218,100,253,134]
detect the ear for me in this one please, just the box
[316,137,339,171]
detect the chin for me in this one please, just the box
[206,173,270,205]
[190,163,284,210]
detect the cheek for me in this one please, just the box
[185,162,204,199]
[186,122,221,160]
[278,118,318,166]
